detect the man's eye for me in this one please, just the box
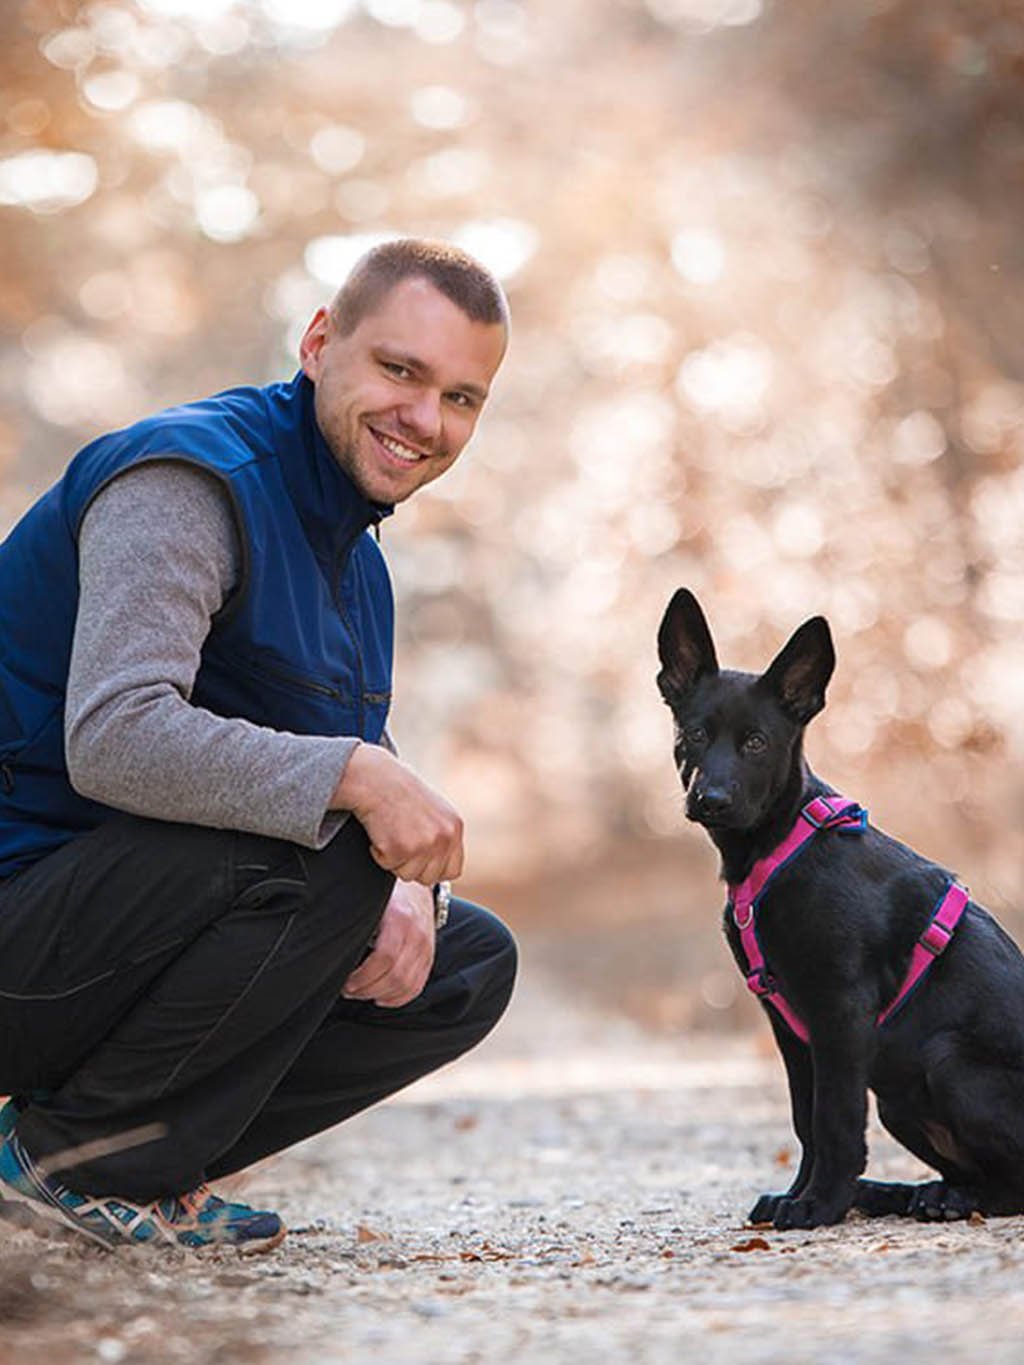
[446,391,476,410]
[742,732,767,755]
[684,726,708,747]
[383,362,411,379]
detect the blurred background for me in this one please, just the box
[2,0,1023,1034]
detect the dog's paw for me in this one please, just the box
[907,1182,978,1222]
[748,1192,790,1225]
[771,1193,851,1230]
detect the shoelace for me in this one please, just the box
[173,1184,233,1222]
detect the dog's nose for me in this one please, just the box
[697,785,733,817]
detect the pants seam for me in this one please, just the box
[156,911,297,1099]
[0,970,117,1002]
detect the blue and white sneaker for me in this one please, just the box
[0,1133,285,1253]
[0,1091,54,1139]
[0,1097,22,1140]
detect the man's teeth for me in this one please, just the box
[377,432,423,463]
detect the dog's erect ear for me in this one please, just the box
[758,616,835,723]
[657,589,719,704]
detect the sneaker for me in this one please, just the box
[0,1091,54,1140]
[0,1134,285,1253]
[0,1097,22,1140]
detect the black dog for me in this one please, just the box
[657,587,1024,1230]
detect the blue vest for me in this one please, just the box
[0,373,394,877]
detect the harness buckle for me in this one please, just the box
[920,921,953,956]
[747,968,776,999]
[802,795,866,833]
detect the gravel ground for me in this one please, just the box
[3,947,1024,1365]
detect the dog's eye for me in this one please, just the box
[742,732,767,755]
[684,725,708,747]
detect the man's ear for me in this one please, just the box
[657,589,719,704]
[298,306,331,382]
[758,616,835,723]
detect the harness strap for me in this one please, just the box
[729,793,967,1043]
[876,881,968,1026]
[730,794,866,929]
[744,959,811,1044]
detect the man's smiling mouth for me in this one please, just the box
[369,426,427,465]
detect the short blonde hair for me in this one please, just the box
[330,238,509,336]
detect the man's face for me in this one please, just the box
[299,276,507,505]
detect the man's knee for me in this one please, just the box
[440,900,517,1031]
[477,907,518,999]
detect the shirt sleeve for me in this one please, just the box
[65,459,357,848]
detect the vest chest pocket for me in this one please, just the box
[194,652,364,740]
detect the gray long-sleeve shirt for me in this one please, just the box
[66,459,359,848]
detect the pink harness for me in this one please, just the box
[729,793,968,1044]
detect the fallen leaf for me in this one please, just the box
[356,1224,388,1244]
[731,1237,771,1253]
[459,1243,516,1262]
[773,1148,792,1167]
[969,1211,986,1227]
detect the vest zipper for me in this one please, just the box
[0,763,12,794]
[248,658,345,700]
[333,535,367,736]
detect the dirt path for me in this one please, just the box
[3,947,1024,1364]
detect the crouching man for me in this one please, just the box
[0,238,517,1252]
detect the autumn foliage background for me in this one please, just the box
[2,0,1023,1030]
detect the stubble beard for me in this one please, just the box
[325,417,432,506]
[319,413,379,503]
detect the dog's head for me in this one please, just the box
[657,589,835,832]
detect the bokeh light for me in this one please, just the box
[2,0,1022,910]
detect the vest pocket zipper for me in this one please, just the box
[239,656,347,701]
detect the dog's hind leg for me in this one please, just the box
[871,1097,986,1221]
[920,1054,1024,1217]
[852,1178,917,1217]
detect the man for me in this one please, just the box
[0,238,517,1253]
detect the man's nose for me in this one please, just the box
[398,388,442,442]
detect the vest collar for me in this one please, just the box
[268,372,393,559]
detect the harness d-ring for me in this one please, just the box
[733,902,754,930]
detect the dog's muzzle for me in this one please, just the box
[687,783,737,826]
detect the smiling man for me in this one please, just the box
[0,239,517,1252]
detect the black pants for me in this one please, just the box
[0,815,517,1201]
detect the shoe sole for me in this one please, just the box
[236,1224,288,1255]
[0,1178,120,1249]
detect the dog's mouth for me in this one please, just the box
[686,805,727,829]
[685,797,747,831]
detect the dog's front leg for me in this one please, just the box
[771,1014,871,1230]
[749,1015,815,1224]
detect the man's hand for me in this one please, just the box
[332,743,463,885]
[342,880,435,1008]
